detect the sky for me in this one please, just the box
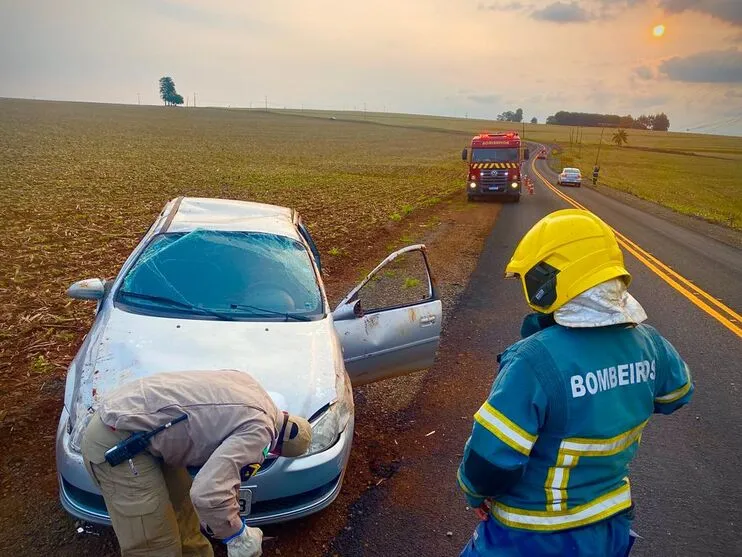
[1,0,741,134]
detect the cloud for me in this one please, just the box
[593,0,648,19]
[725,89,742,99]
[634,66,655,80]
[659,48,742,82]
[478,1,527,11]
[467,93,501,104]
[531,1,593,23]
[586,88,615,105]
[632,93,671,108]
[659,0,742,27]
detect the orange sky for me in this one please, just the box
[1,0,741,133]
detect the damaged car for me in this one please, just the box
[57,196,442,526]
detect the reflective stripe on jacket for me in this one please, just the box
[457,320,693,532]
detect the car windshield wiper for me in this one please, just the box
[228,303,312,322]
[118,291,236,321]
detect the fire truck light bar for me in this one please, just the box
[476,131,518,139]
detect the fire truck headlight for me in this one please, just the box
[511,182,518,189]
[469,182,477,189]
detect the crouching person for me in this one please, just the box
[81,370,311,557]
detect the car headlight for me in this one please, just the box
[469,182,476,189]
[303,367,354,457]
[511,182,518,188]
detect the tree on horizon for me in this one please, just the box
[159,77,184,106]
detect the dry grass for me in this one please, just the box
[2,98,740,419]
[284,109,742,229]
[0,99,466,415]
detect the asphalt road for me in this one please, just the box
[325,155,742,556]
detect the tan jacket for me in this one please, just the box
[98,369,281,538]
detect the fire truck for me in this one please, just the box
[461,131,530,202]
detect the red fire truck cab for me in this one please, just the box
[461,131,530,202]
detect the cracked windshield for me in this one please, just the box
[118,230,322,319]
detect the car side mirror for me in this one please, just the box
[461,148,468,161]
[67,278,106,300]
[332,299,363,321]
[524,149,530,160]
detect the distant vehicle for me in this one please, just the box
[56,197,442,527]
[558,167,582,187]
[538,149,547,159]
[461,131,529,203]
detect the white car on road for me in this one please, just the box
[558,167,582,187]
[56,196,442,526]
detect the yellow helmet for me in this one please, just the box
[505,209,630,313]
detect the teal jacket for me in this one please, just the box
[457,317,693,532]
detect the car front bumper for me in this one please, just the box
[468,184,521,197]
[56,408,354,526]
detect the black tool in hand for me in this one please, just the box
[104,414,188,467]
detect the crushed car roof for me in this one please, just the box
[161,197,299,238]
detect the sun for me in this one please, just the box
[653,24,665,37]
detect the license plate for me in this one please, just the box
[238,488,252,517]
[488,186,501,191]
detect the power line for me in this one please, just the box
[685,114,742,132]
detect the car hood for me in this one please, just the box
[71,307,340,422]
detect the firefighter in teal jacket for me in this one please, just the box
[458,209,693,556]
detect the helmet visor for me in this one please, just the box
[524,261,560,309]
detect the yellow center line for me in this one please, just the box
[612,231,742,323]
[530,157,742,339]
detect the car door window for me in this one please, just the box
[357,249,431,313]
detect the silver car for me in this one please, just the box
[558,167,582,187]
[56,196,442,526]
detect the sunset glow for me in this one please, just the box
[653,24,666,37]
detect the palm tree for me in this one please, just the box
[612,129,628,147]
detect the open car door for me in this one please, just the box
[332,245,442,386]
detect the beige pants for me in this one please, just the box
[81,413,214,557]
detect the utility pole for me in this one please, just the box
[137,92,141,105]
[595,127,605,166]
[265,95,268,112]
[363,102,367,119]
[193,93,197,107]
[578,127,583,158]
